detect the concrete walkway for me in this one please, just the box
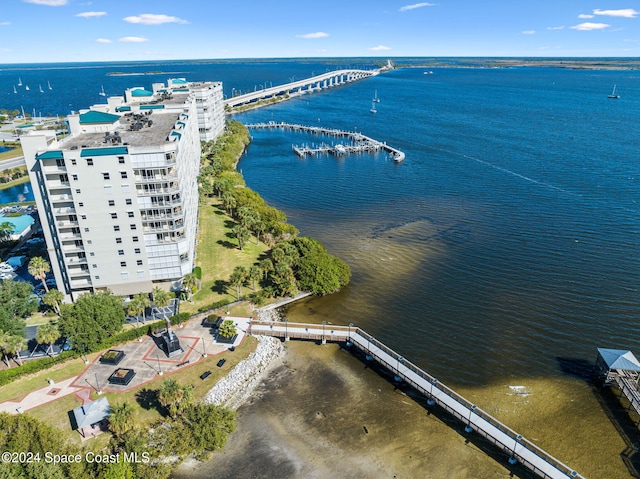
[0,315,251,414]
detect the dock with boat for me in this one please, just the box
[245,122,405,163]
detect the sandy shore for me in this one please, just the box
[173,340,526,479]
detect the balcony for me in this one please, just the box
[55,207,76,215]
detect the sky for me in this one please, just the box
[0,0,639,63]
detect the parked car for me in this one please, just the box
[26,237,45,245]
[45,278,57,287]
[0,263,14,273]
[0,272,14,280]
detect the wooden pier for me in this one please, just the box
[246,122,405,162]
[248,320,584,479]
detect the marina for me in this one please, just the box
[248,320,584,479]
[245,121,405,162]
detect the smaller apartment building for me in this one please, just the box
[20,79,224,302]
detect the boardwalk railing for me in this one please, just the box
[248,320,583,479]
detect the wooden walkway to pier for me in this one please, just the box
[246,122,405,162]
[248,320,584,479]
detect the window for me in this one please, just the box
[89,252,95,257]
[104,185,112,194]
[87,159,93,166]
[121,184,130,193]
[108,200,115,206]
[72,174,78,181]
[87,240,92,244]
[116,238,122,244]
[136,259,143,266]
[78,202,84,207]
[134,248,141,254]
[75,189,81,194]
[59,173,68,182]
[95,275,100,280]
[102,172,110,180]
[130,224,137,230]
[118,250,124,256]
[81,215,87,220]
[118,156,125,164]
[84,227,89,232]
[125,198,132,205]
[56,159,65,167]
[127,211,134,218]
[92,264,97,268]
[121,272,129,279]
[120,171,128,179]
[110,212,118,219]
[132,236,139,242]
[113,226,120,232]
[71,159,77,166]
[120,261,126,267]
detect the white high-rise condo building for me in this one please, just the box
[21,79,225,302]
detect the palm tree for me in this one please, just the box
[248,265,261,291]
[42,288,63,315]
[133,292,151,324]
[218,319,237,339]
[152,287,172,321]
[181,272,198,300]
[259,258,274,280]
[229,266,247,299]
[233,225,250,251]
[0,222,14,242]
[157,379,184,418]
[126,296,144,323]
[1,334,27,367]
[109,401,135,437]
[28,256,51,293]
[36,323,60,356]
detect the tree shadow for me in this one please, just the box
[217,239,237,249]
[135,387,160,412]
[210,279,229,295]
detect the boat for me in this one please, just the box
[39,84,44,93]
[373,90,380,103]
[334,144,347,156]
[25,85,29,91]
[99,85,106,96]
[13,85,16,94]
[608,85,620,99]
[47,81,52,90]
[370,100,377,114]
[17,77,22,86]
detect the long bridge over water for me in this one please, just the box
[224,69,379,109]
[248,320,584,479]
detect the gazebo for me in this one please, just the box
[71,397,111,439]
[595,348,640,384]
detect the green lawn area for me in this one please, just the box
[0,143,22,161]
[182,197,268,314]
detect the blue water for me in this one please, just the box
[0,182,33,204]
[2,59,639,388]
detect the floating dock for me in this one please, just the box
[246,122,405,163]
[248,320,584,479]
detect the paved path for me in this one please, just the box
[0,315,251,414]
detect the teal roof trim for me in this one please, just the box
[140,104,165,110]
[171,78,187,84]
[173,88,189,92]
[36,150,64,160]
[115,106,131,112]
[131,88,153,97]
[170,131,182,138]
[80,146,128,157]
[79,110,120,125]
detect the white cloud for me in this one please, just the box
[123,13,188,25]
[578,14,594,19]
[296,32,329,39]
[547,26,564,31]
[369,45,391,51]
[593,9,639,18]
[570,22,610,31]
[75,11,106,18]
[23,0,68,5]
[119,36,149,43]
[0,22,11,26]
[522,30,536,35]
[399,2,436,12]
[95,38,112,43]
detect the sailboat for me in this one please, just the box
[13,85,16,94]
[608,84,620,99]
[25,85,29,91]
[373,90,380,103]
[38,84,44,93]
[370,99,377,114]
[17,77,22,86]
[99,85,106,96]
[47,81,52,90]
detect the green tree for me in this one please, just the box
[181,272,198,300]
[218,319,237,339]
[248,265,261,291]
[152,287,172,320]
[181,403,236,459]
[133,292,150,323]
[228,266,246,299]
[232,225,249,251]
[0,306,25,337]
[289,237,351,295]
[58,291,125,352]
[35,323,59,356]
[100,461,134,479]
[126,296,144,327]
[1,334,26,367]
[259,258,274,280]
[0,280,39,320]
[42,288,63,314]
[157,379,194,418]
[28,256,51,293]
[109,401,135,437]
[0,222,14,242]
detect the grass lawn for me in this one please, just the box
[0,174,29,191]
[0,145,23,161]
[0,354,99,403]
[182,197,268,314]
